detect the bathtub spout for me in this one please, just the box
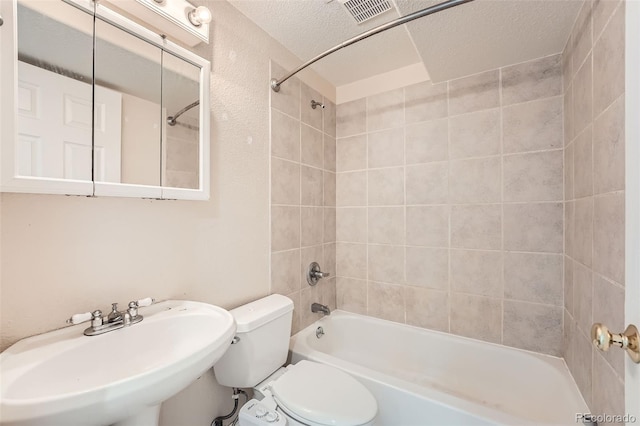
[311,303,331,315]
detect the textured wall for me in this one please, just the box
[334,54,566,356]
[562,0,626,419]
[0,1,333,424]
[269,62,337,334]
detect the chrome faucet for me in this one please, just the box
[107,303,123,323]
[311,303,331,316]
[67,297,154,336]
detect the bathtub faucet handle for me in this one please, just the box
[307,262,330,286]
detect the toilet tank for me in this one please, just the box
[214,294,293,388]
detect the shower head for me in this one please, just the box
[311,100,325,110]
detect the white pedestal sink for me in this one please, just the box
[0,300,236,426]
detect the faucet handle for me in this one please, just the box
[66,310,103,327]
[126,297,154,318]
[136,297,154,307]
[67,312,92,324]
[307,262,330,286]
[91,310,104,327]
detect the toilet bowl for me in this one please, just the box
[213,295,377,426]
[242,361,377,426]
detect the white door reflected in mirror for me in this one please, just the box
[17,62,122,182]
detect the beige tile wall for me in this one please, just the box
[562,0,625,419]
[270,62,337,333]
[335,54,565,356]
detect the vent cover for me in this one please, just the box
[339,0,392,24]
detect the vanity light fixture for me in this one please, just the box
[187,6,212,27]
[101,0,210,46]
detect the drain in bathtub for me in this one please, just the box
[316,326,324,338]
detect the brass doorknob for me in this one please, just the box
[591,323,640,363]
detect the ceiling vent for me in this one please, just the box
[338,0,392,24]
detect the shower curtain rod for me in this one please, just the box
[167,100,199,126]
[270,0,475,92]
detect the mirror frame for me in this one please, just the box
[0,0,210,200]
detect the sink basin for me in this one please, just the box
[0,300,236,426]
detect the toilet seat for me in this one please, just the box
[270,361,377,426]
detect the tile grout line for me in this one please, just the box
[561,42,567,356]
[365,96,369,316]
[402,87,407,325]
[321,93,327,311]
[336,93,564,138]
[589,5,595,404]
[499,67,505,345]
[298,81,303,328]
[446,80,452,334]
[336,145,565,174]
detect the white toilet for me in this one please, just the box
[214,294,378,426]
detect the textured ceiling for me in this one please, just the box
[228,0,582,87]
[227,0,422,86]
[396,0,583,82]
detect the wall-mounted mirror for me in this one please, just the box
[0,0,210,200]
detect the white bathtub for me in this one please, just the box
[289,311,588,426]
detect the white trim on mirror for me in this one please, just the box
[94,181,161,198]
[0,0,19,191]
[2,177,93,195]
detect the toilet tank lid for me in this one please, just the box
[230,294,293,332]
